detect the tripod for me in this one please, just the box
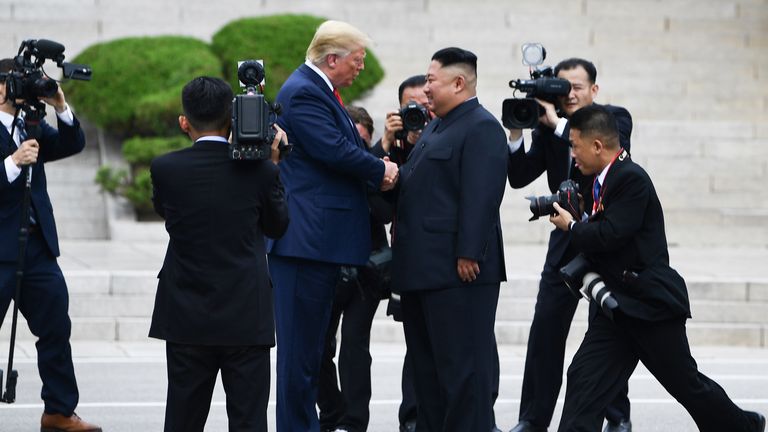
[1,103,43,404]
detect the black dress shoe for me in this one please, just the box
[509,420,547,432]
[750,411,766,432]
[603,419,631,432]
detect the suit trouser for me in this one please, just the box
[518,258,629,427]
[558,310,759,432]
[269,254,339,432]
[318,275,381,432]
[0,231,78,415]
[401,283,499,432]
[164,342,270,432]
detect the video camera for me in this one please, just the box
[394,100,429,141]
[501,43,571,129]
[559,253,619,320]
[230,60,290,161]
[526,179,580,221]
[0,39,91,138]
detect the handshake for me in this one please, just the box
[380,157,399,191]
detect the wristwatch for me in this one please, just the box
[568,220,577,231]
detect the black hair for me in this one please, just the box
[346,105,374,136]
[554,58,597,83]
[181,76,233,132]
[569,105,619,148]
[0,58,15,83]
[397,75,426,105]
[431,47,477,75]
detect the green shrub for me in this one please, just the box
[122,135,190,164]
[212,14,385,102]
[63,36,223,137]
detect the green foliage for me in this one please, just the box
[124,170,154,214]
[62,36,223,137]
[211,14,385,102]
[122,135,190,164]
[94,166,127,194]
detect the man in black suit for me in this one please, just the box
[149,76,289,432]
[391,47,508,431]
[506,58,633,432]
[0,59,101,432]
[549,104,766,432]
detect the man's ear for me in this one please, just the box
[454,75,466,94]
[179,115,189,134]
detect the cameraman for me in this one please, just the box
[0,59,101,431]
[149,76,289,431]
[506,58,633,432]
[317,105,392,432]
[549,104,765,432]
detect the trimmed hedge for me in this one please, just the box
[63,36,223,137]
[212,14,384,103]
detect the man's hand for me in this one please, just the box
[11,139,40,166]
[380,157,399,191]
[549,202,574,232]
[381,111,403,153]
[270,124,288,165]
[41,85,67,113]
[535,98,560,129]
[457,258,480,282]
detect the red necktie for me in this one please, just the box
[333,88,344,107]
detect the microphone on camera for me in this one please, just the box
[30,39,65,60]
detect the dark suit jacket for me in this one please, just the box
[149,140,289,346]
[507,104,632,267]
[570,152,691,322]
[0,116,85,261]
[269,64,385,266]
[391,98,508,292]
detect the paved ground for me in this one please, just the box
[1,340,767,431]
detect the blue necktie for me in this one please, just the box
[592,179,601,204]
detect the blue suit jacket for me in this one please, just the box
[269,64,385,265]
[0,116,85,261]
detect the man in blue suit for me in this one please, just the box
[268,20,399,432]
[391,47,508,431]
[0,59,101,431]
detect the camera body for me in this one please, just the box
[394,100,429,141]
[559,253,619,320]
[230,60,290,161]
[501,43,571,129]
[526,179,580,221]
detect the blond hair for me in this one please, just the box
[306,20,371,65]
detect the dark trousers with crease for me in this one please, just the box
[401,283,499,432]
[318,274,381,432]
[558,310,761,432]
[164,342,270,432]
[518,259,630,427]
[0,231,78,415]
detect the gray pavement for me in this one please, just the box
[1,240,768,431]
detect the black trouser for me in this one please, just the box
[558,310,761,432]
[401,283,499,432]
[0,231,78,416]
[164,342,270,432]
[518,260,629,427]
[318,276,381,432]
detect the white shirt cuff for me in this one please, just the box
[554,117,568,138]
[4,156,21,183]
[508,136,524,154]
[56,104,74,126]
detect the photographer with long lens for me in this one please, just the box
[505,55,633,432]
[549,104,766,432]
[0,45,100,430]
[149,76,289,431]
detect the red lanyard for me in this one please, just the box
[591,149,625,215]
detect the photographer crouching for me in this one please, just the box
[0,53,101,430]
[549,105,765,432]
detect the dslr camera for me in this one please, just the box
[230,60,290,161]
[526,179,580,221]
[394,100,429,141]
[1,39,91,136]
[501,43,571,129]
[559,253,619,320]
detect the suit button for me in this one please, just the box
[421,143,425,149]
